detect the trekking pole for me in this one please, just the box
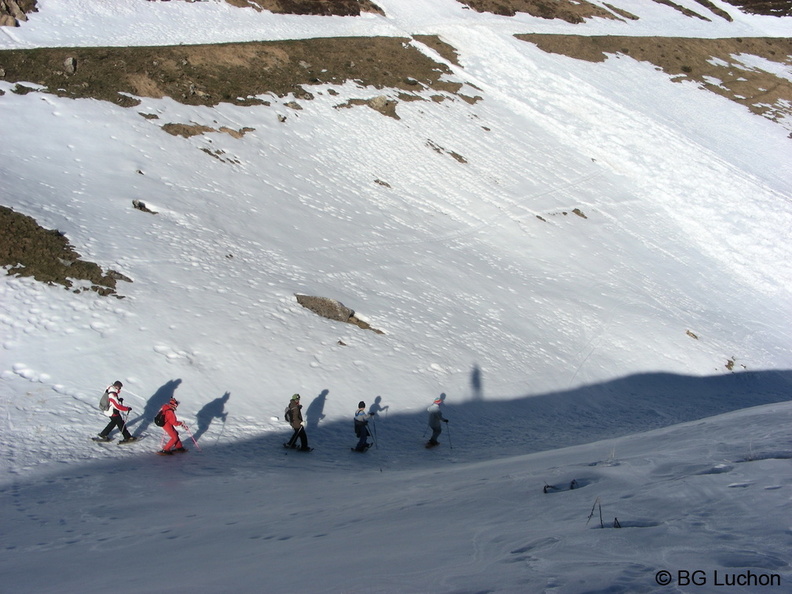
[370,420,378,450]
[183,424,202,452]
[215,417,227,446]
[445,421,453,449]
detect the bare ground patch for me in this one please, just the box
[223,0,384,16]
[458,0,790,20]
[0,206,131,297]
[458,0,620,23]
[517,35,792,129]
[0,36,463,109]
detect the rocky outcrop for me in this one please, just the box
[0,0,36,27]
[295,294,383,334]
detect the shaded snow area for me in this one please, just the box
[1,1,791,592]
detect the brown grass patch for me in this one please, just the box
[0,36,461,109]
[458,0,620,23]
[517,35,792,126]
[223,0,384,16]
[0,205,131,296]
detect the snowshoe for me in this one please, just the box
[92,435,113,442]
[157,450,173,456]
[425,440,439,449]
[118,436,138,444]
[298,447,313,452]
[174,447,188,453]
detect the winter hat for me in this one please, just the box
[113,381,123,388]
[358,401,366,409]
[433,397,443,405]
[291,393,301,400]
[169,398,180,406]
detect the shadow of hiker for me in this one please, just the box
[128,379,182,435]
[369,395,389,417]
[193,391,230,442]
[471,364,483,401]
[306,389,328,431]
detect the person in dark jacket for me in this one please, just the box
[425,393,448,448]
[284,393,310,451]
[96,381,137,443]
[353,401,376,452]
[158,398,188,455]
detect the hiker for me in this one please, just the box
[158,397,188,455]
[96,381,136,443]
[284,393,310,451]
[425,393,448,448]
[353,401,376,452]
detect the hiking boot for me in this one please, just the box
[119,436,137,444]
[174,447,187,453]
[157,449,173,456]
[95,435,110,442]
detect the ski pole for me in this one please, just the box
[120,410,131,436]
[445,420,453,449]
[215,417,227,446]
[370,420,378,450]
[182,424,202,452]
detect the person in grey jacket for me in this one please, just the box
[353,401,376,452]
[425,393,448,448]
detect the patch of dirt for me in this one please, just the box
[296,294,384,333]
[458,0,619,23]
[458,0,790,20]
[0,36,462,108]
[0,205,131,296]
[223,0,384,16]
[413,34,462,66]
[160,122,256,139]
[723,0,792,16]
[517,35,792,128]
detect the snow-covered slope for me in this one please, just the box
[1,1,790,592]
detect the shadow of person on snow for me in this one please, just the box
[471,364,483,401]
[193,391,230,443]
[306,389,328,431]
[128,378,182,435]
[369,395,389,417]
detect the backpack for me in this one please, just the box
[99,390,110,412]
[284,405,293,424]
[154,410,166,427]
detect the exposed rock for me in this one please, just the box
[0,0,35,27]
[64,56,77,75]
[132,200,157,214]
[296,295,354,323]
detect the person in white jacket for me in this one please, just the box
[96,381,136,443]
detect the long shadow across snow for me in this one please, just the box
[199,369,792,469]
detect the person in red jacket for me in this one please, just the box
[158,397,188,455]
[96,381,137,443]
